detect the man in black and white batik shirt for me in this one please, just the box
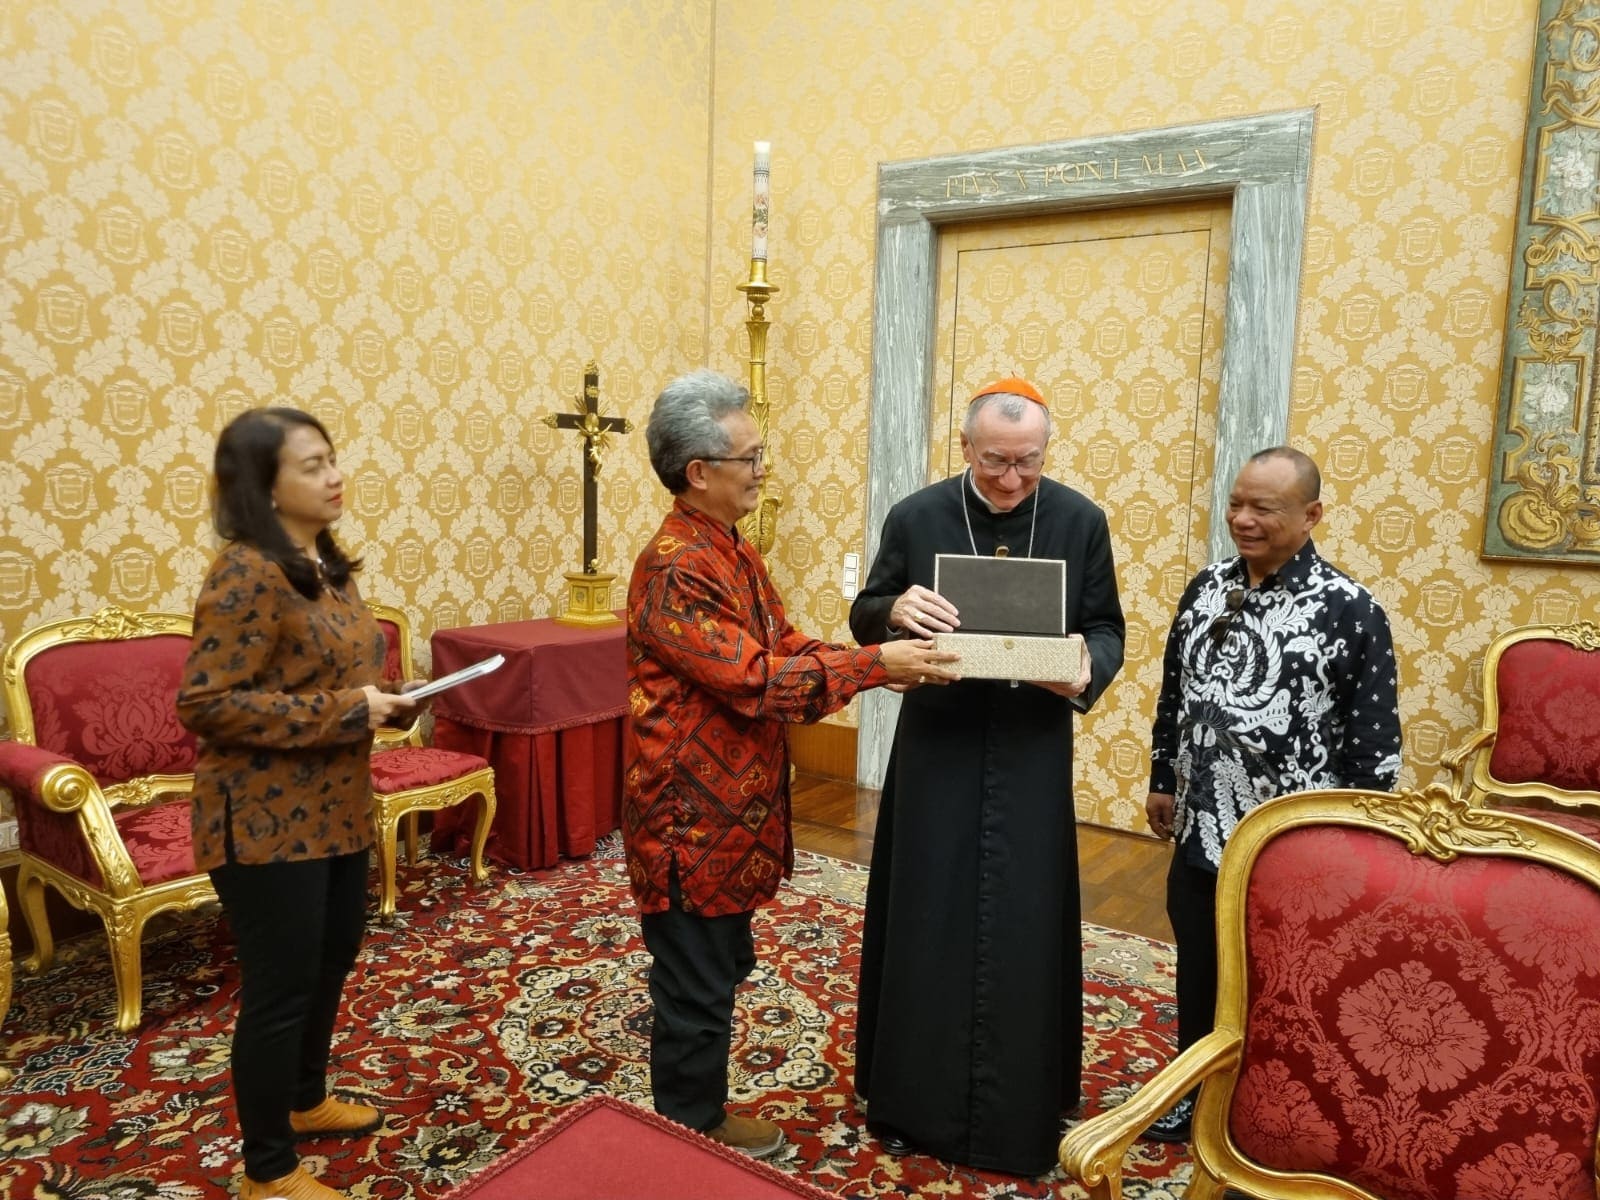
[1142,446,1402,1144]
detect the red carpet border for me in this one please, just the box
[436,1093,843,1200]
[0,839,1189,1198]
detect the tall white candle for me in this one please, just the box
[752,140,771,262]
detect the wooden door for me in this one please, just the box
[929,199,1231,831]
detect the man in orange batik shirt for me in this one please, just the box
[624,369,958,1160]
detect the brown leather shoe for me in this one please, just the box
[238,1166,344,1200]
[288,1096,381,1139]
[704,1113,785,1158]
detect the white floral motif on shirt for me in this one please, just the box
[1161,549,1400,870]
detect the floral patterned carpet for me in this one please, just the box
[2,839,1189,1198]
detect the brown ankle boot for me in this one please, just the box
[238,1166,344,1200]
[704,1112,785,1158]
[288,1096,381,1139]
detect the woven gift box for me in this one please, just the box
[930,554,1083,682]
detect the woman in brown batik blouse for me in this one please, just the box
[177,407,421,1200]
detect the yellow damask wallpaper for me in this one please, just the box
[0,2,710,756]
[711,0,1586,831]
[1,0,1587,837]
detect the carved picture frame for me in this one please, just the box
[1482,0,1600,564]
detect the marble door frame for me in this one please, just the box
[858,108,1316,788]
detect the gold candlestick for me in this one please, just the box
[737,261,781,554]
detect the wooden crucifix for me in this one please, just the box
[543,361,632,627]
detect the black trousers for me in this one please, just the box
[1165,852,1220,1057]
[639,876,756,1133]
[210,850,370,1181]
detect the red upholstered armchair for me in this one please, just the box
[368,603,496,920]
[1441,621,1600,810]
[1059,785,1600,1200]
[0,606,215,1033]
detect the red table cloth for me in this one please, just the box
[428,618,626,870]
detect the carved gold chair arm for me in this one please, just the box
[0,750,146,900]
[38,762,143,897]
[0,742,75,795]
[0,877,9,1084]
[103,773,193,808]
[1439,728,1492,795]
[0,746,104,820]
[1058,1029,1242,1200]
[35,761,107,813]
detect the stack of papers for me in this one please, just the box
[405,654,506,700]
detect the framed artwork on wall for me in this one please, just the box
[1483,0,1600,564]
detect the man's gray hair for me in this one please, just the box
[961,391,1054,441]
[646,369,751,493]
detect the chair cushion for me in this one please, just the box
[1236,824,1600,1200]
[24,635,196,785]
[1488,639,1600,792]
[371,746,489,792]
[18,798,197,891]
[115,800,200,884]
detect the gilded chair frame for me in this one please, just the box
[1058,784,1600,1200]
[0,871,11,1083]
[0,606,217,1033]
[366,602,496,920]
[1441,620,1600,809]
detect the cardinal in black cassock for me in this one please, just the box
[849,377,1125,1176]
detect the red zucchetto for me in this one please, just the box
[972,376,1047,409]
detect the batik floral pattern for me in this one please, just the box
[1153,543,1402,870]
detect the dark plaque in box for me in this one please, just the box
[931,553,1084,682]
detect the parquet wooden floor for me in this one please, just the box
[791,771,1173,944]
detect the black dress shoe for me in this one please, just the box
[877,1131,915,1157]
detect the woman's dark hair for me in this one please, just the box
[213,406,360,600]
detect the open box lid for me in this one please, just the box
[933,553,1065,637]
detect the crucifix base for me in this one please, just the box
[555,571,622,627]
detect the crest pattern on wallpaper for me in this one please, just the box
[9,2,1600,840]
[0,2,710,695]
